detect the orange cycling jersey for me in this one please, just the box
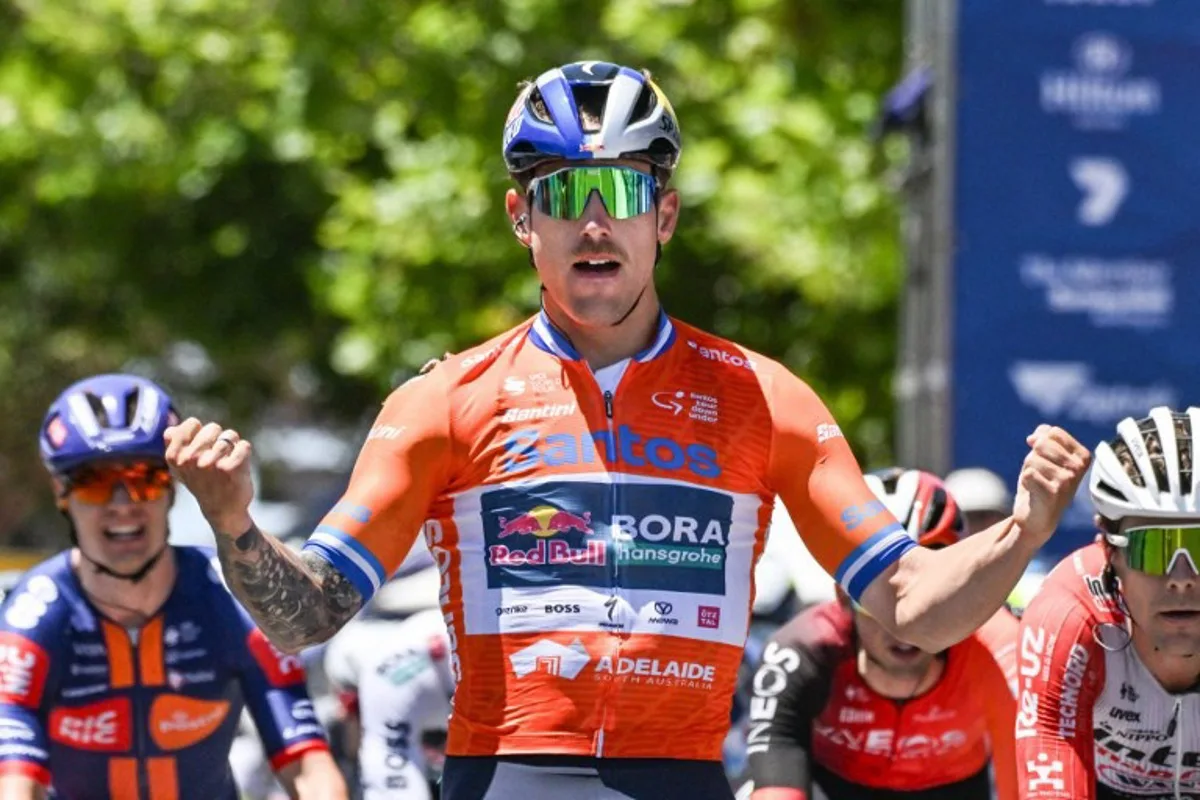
[302,311,916,760]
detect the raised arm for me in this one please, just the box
[219,520,360,654]
[861,426,1089,651]
[765,366,1090,653]
[167,370,453,652]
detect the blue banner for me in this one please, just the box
[952,0,1200,559]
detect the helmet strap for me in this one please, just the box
[63,512,170,586]
[82,544,169,585]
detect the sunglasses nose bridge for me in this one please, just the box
[105,482,138,507]
[1166,547,1200,581]
[578,190,616,225]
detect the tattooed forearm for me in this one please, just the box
[215,524,364,652]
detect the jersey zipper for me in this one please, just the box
[592,373,626,758]
[597,384,619,595]
[1170,698,1182,800]
[599,386,616,759]
[132,627,148,800]
[602,388,621,596]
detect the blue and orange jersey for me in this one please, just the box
[303,310,915,760]
[0,546,328,799]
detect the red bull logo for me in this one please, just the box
[491,505,603,567]
[496,505,594,538]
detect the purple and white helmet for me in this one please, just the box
[39,373,179,475]
[502,61,682,178]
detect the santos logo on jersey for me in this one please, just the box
[501,425,720,479]
[481,482,736,595]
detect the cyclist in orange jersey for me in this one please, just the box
[165,61,1090,799]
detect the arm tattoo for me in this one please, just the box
[216,524,364,652]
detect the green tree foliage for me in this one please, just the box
[0,0,905,543]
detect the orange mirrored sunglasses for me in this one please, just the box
[62,462,172,505]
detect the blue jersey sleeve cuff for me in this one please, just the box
[302,530,384,604]
[834,523,916,603]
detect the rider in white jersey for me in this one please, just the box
[324,560,453,800]
[1016,408,1200,799]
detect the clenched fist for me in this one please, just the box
[1013,425,1092,547]
[164,418,255,537]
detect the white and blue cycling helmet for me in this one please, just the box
[502,61,682,181]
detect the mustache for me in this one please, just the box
[570,239,627,260]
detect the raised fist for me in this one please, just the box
[1012,425,1092,547]
[164,418,255,536]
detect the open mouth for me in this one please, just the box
[889,643,922,659]
[1159,610,1200,622]
[572,258,621,275]
[104,526,146,543]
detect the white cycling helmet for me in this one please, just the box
[944,467,1012,515]
[1090,406,1200,522]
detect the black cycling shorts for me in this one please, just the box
[441,755,735,800]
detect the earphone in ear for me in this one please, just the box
[512,213,531,249]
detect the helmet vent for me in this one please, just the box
[1174,413,1193,491]
[1111,439,1145,488]
[84,392,110,428]
[125,388,140,427]
[949,505,966,537]
[571,85,607,133]
[1137,419,1170,493]
[1095,479,1127,502]
[924,488,948,532]
[527,88,553,124]
[629,83,657,124]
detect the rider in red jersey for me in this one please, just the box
[742,467,1018,800]
[163,61,1089,800]
[1016,407,1200,799]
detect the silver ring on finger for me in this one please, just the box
[216,432,240,449]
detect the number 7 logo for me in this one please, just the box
[1070,157,1128,227]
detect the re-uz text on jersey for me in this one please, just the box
[501,425,721,479]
